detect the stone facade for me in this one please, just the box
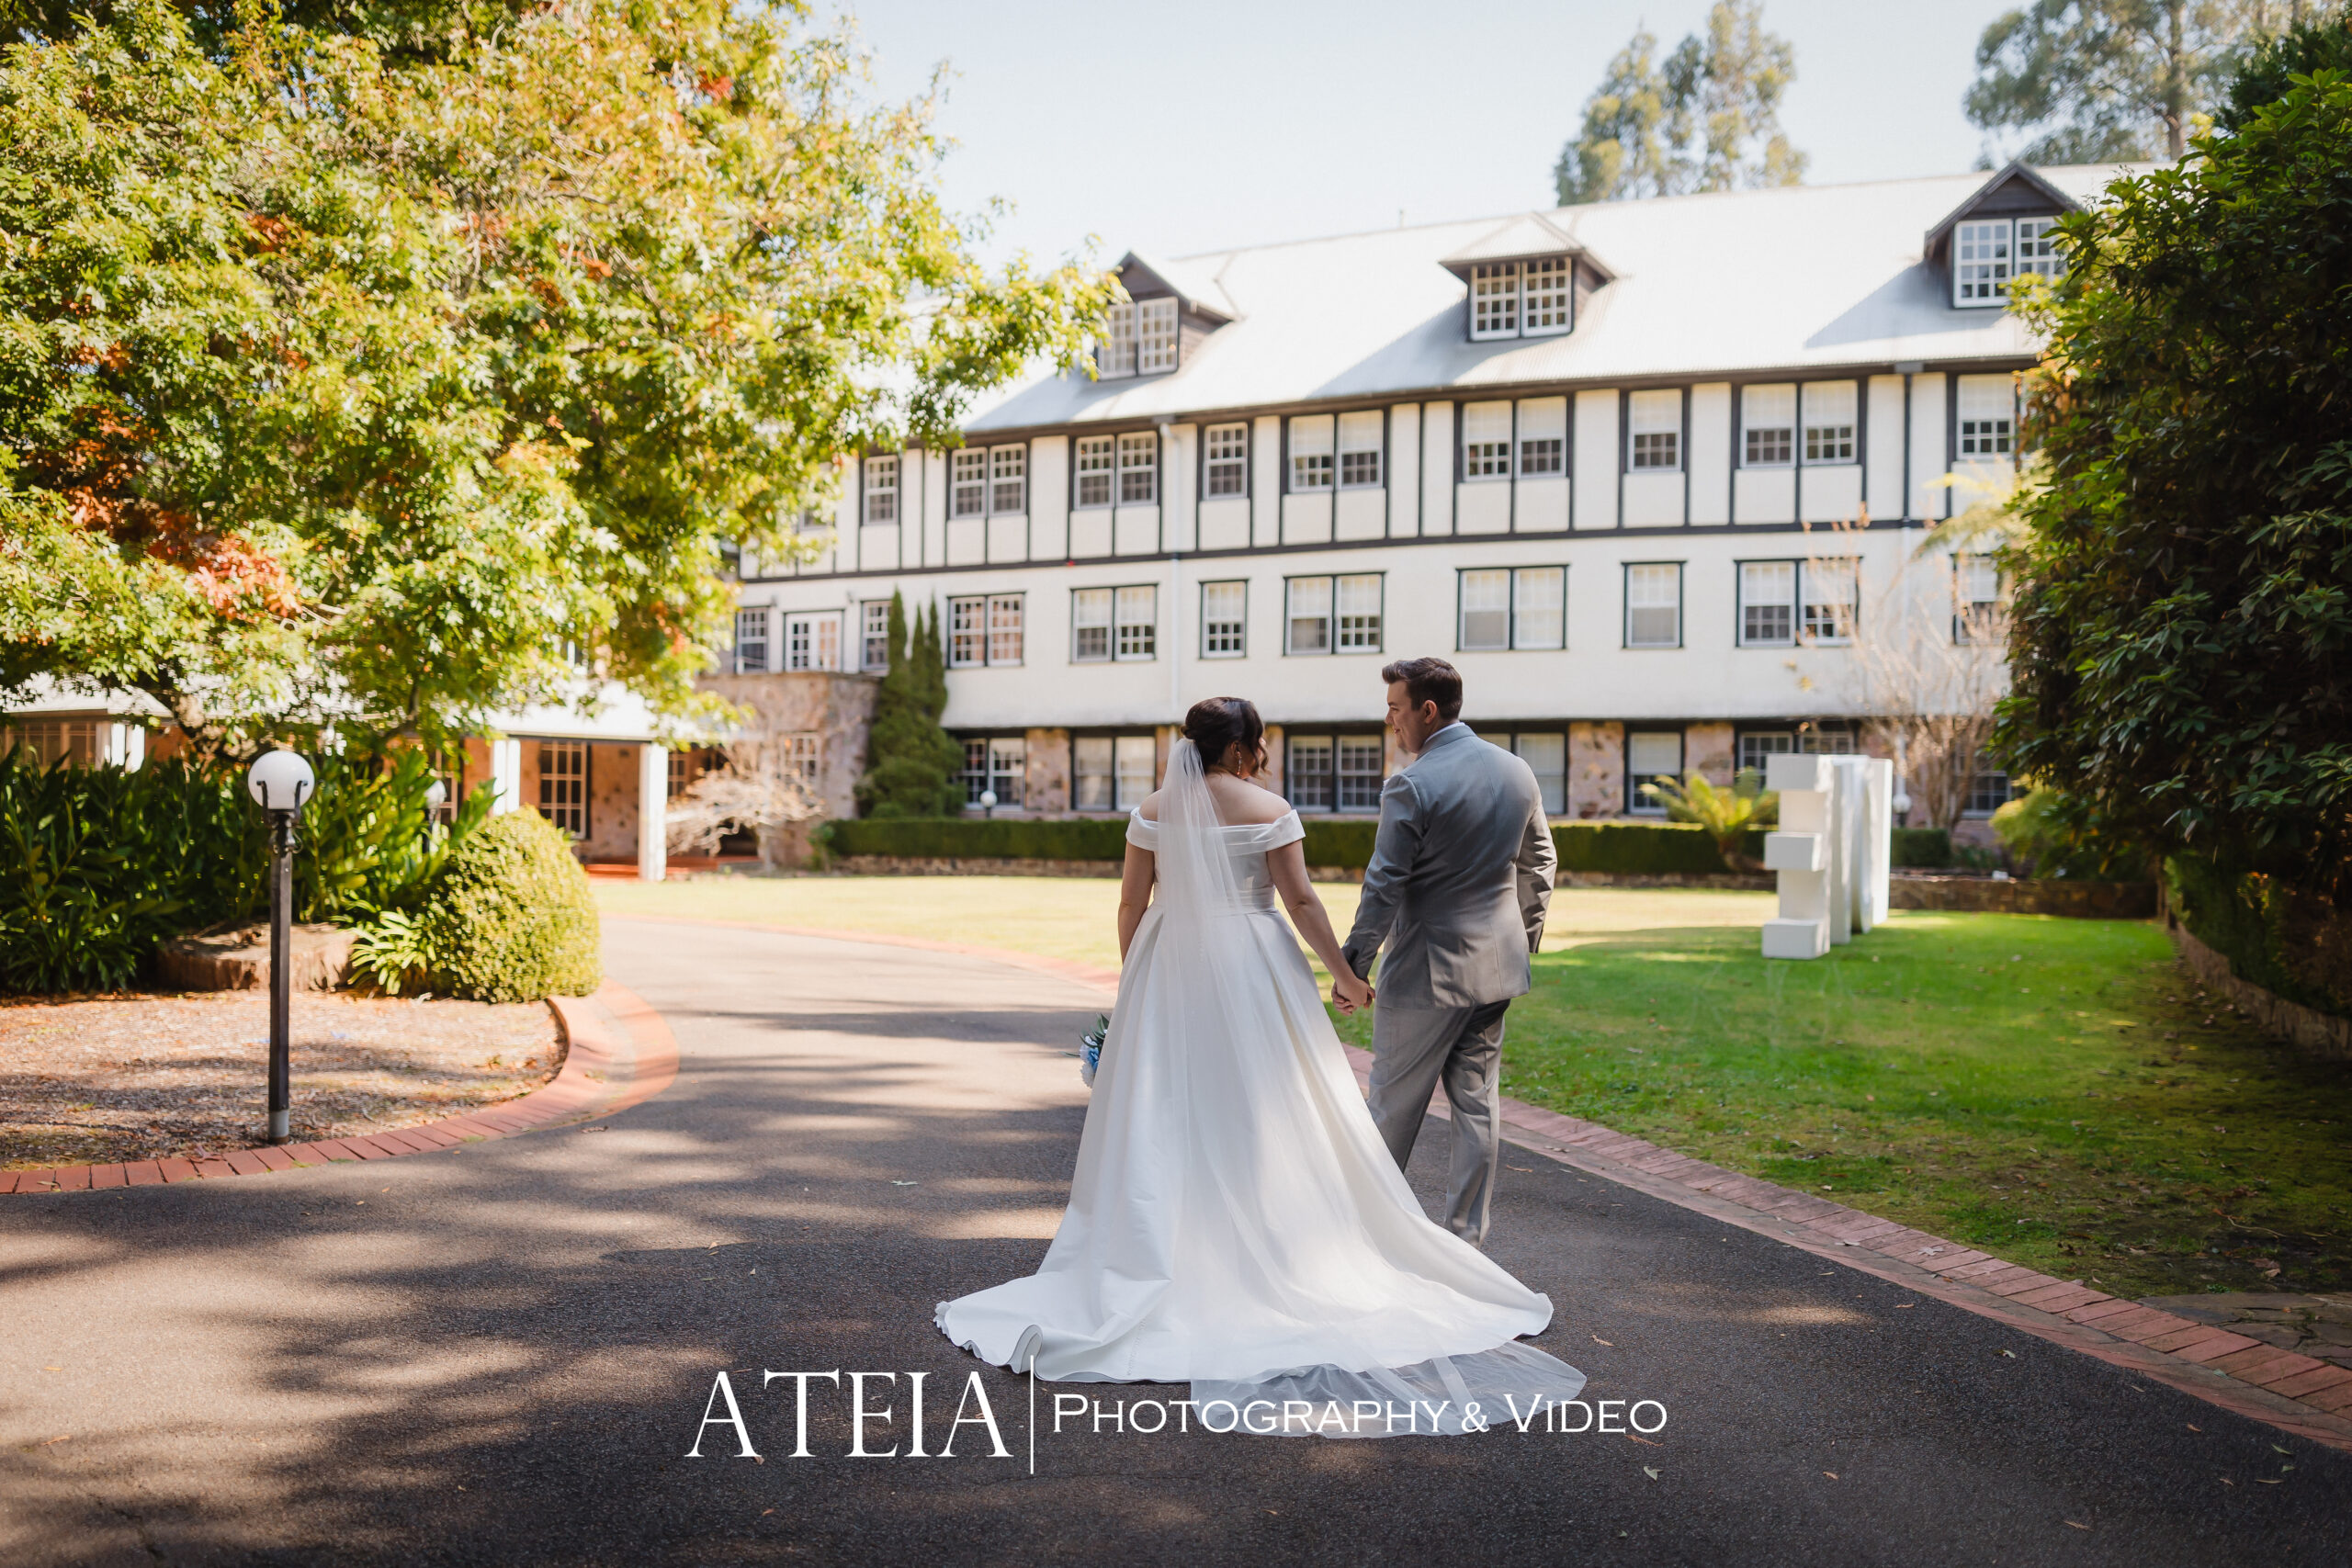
[698,671,880,819]
[1023,728,1072,813]
[1686,722,1735,786]
[1567,721,1626,819]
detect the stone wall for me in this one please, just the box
[698,671,880,819]
[1567,721,1626,818]
[1023,728,1072,813]
[1888,875,2156,919]
[1686,722,1735,785]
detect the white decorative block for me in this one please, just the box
[1762,919,1830,960]
[1765,752,1831,793]
[1763,831,1824,873]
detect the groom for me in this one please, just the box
[1340,658,1556,1247]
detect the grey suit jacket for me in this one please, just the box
[1340,723,1557,1010]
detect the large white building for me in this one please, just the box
[732,162,2120,824]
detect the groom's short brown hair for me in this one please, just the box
[1381,657,1463,723]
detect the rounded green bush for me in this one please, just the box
[421,810,602,1003]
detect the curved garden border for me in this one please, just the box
[0,982,678,1195]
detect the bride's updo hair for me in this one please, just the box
[1185,696,1265,775]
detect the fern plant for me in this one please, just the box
[1638,768,1778,871]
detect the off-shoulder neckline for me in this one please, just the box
[1130,805,1302,830]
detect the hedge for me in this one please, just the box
[2166,853,2351,1021]
[820,815,1766,875]
[1891,828,1953,869]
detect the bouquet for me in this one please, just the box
[1080,1014,1108,1088]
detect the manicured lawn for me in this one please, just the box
[605,874,2351,1298]
[1331,904,2352,1299]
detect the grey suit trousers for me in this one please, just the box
[1366,999,1511,1247]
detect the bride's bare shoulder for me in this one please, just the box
[1225,779,1295,824]
[1136,789,1163,822]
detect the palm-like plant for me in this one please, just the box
[1638,768,1778,871]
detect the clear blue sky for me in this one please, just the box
[842,0,2026,267]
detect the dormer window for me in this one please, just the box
[1467,257,1575,342]
[1928,163,2077,310]
[1095,298,1178,378]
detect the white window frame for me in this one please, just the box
[1113,734,1157,810]
[1114,584,1157,661]
[1462,401,1512,480]
[2015,216,2067,284]
[1284,574,1332,656]
[1625,731,1684,815]
[1623,562,1683,649]
[860,600,890,672]
[1505,732,1566,815]
[1338,411,1384,490]
[950,447,987,519]
[1072,735,1114,810]
[1282,732,1387,813]
[1456,566,1565,651]
[1801,382,1857,466]
[1097,301,1136,378]
[1200,580,1247,659]
[961,736,1026,810]
[1288,414,1335,491]
[1075,435,1114,508]
[1953,218,2014,308]
[1071,587,1114,663]
[1516,397,1567,476]
[988,593,1024,666]
[1118,432,1159,504]
[1627,389,1682,472]
[1737,558,1859,648]
[1470,263,1521,340]
[1136,298,1179,375]
[1954,553,2005,643]
[1741,384,1794,468]
[783,611,842,672]
[1336,573,1384,653]
[1957,375,2016,457]
[733,606,771,673]
[1204,423,1249,498]
[862,455,899,524]
[950,444,1026,517]
[1468,257,1575,341]
[945,593,1023,669]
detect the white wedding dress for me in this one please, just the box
[935,743,1585,1437]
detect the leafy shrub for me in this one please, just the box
[302,749,492,922]
[0,748,263,994]
[1991,786,2147,881]
[1553,821,1754,875]
[1638,770,1777,868]
[2168,853,2352,1021]
[825,816,1133,862]
[1890,828,1953,868]
[419,809,602,1002]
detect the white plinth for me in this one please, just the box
[1762,918,1831,960]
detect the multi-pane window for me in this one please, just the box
[1508,733,1566,815]
[861,600,890,672]
[1458,566,1565,651]
[1624,563,1682,649]
[1204,423,1248,496]
[2,718,104,766]
[1135,299,1179,374]
[1626,731,1684,814]
[1115,585,1157,660]
[948,594,1023,667]
[733,607,771,673]
[863,455,899,523]
[1289,415,1335,490]
[1071,587,1153,662]
[1958,375,2015,457]
[1739,559,1859,647]
[1073,736,1114,810]
[666,749,701,800]
[1200,580,1247,658]
[1737,728,1857,775]
[1518,398,1566,474]
[1628,389,1681,470]
[1954,553,2004,643]
[962,737,1025,808]
[1076,435,1115,507]
[1114,734,1157,808]
[1283,573,1382,654]
[1523,256,1572,333]
[784,612,842,671]
[1471,263,1520,339]
[536,740,587,839]
[1802,382,1857,464]
[949,445,1029,519]
[1737,731,1792,774]
[1339,411,1383,488]
[1468,257,1574,340]
[1954,218,2012,306]
[2014,217,2066,283]
[1283,735,1386,813]
[1463,402,1511,479]
[1119,432,1159,503]
[1099,301,1136,377]
[1965,753,2014,816]
[1742,384,1794,466]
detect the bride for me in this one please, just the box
[936,696,1584,1437]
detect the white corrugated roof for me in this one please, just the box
[967,163,2144,433]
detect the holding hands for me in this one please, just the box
[1331,968,1374,1015]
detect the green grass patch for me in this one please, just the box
[1330,908,2352,1298]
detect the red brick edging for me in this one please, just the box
[604,915,2352,1452]
[0,982,678,1196]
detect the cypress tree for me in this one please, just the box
[854,592,965,818]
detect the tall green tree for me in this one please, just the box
[1555,0,1804,204]
[1964,0,2303,162]
[854,592,962,818]
[1993,69,2352,896]
[0,0,1113,761]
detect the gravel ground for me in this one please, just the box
[0,991,561,1168]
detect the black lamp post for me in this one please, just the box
[246,750,315,1145]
